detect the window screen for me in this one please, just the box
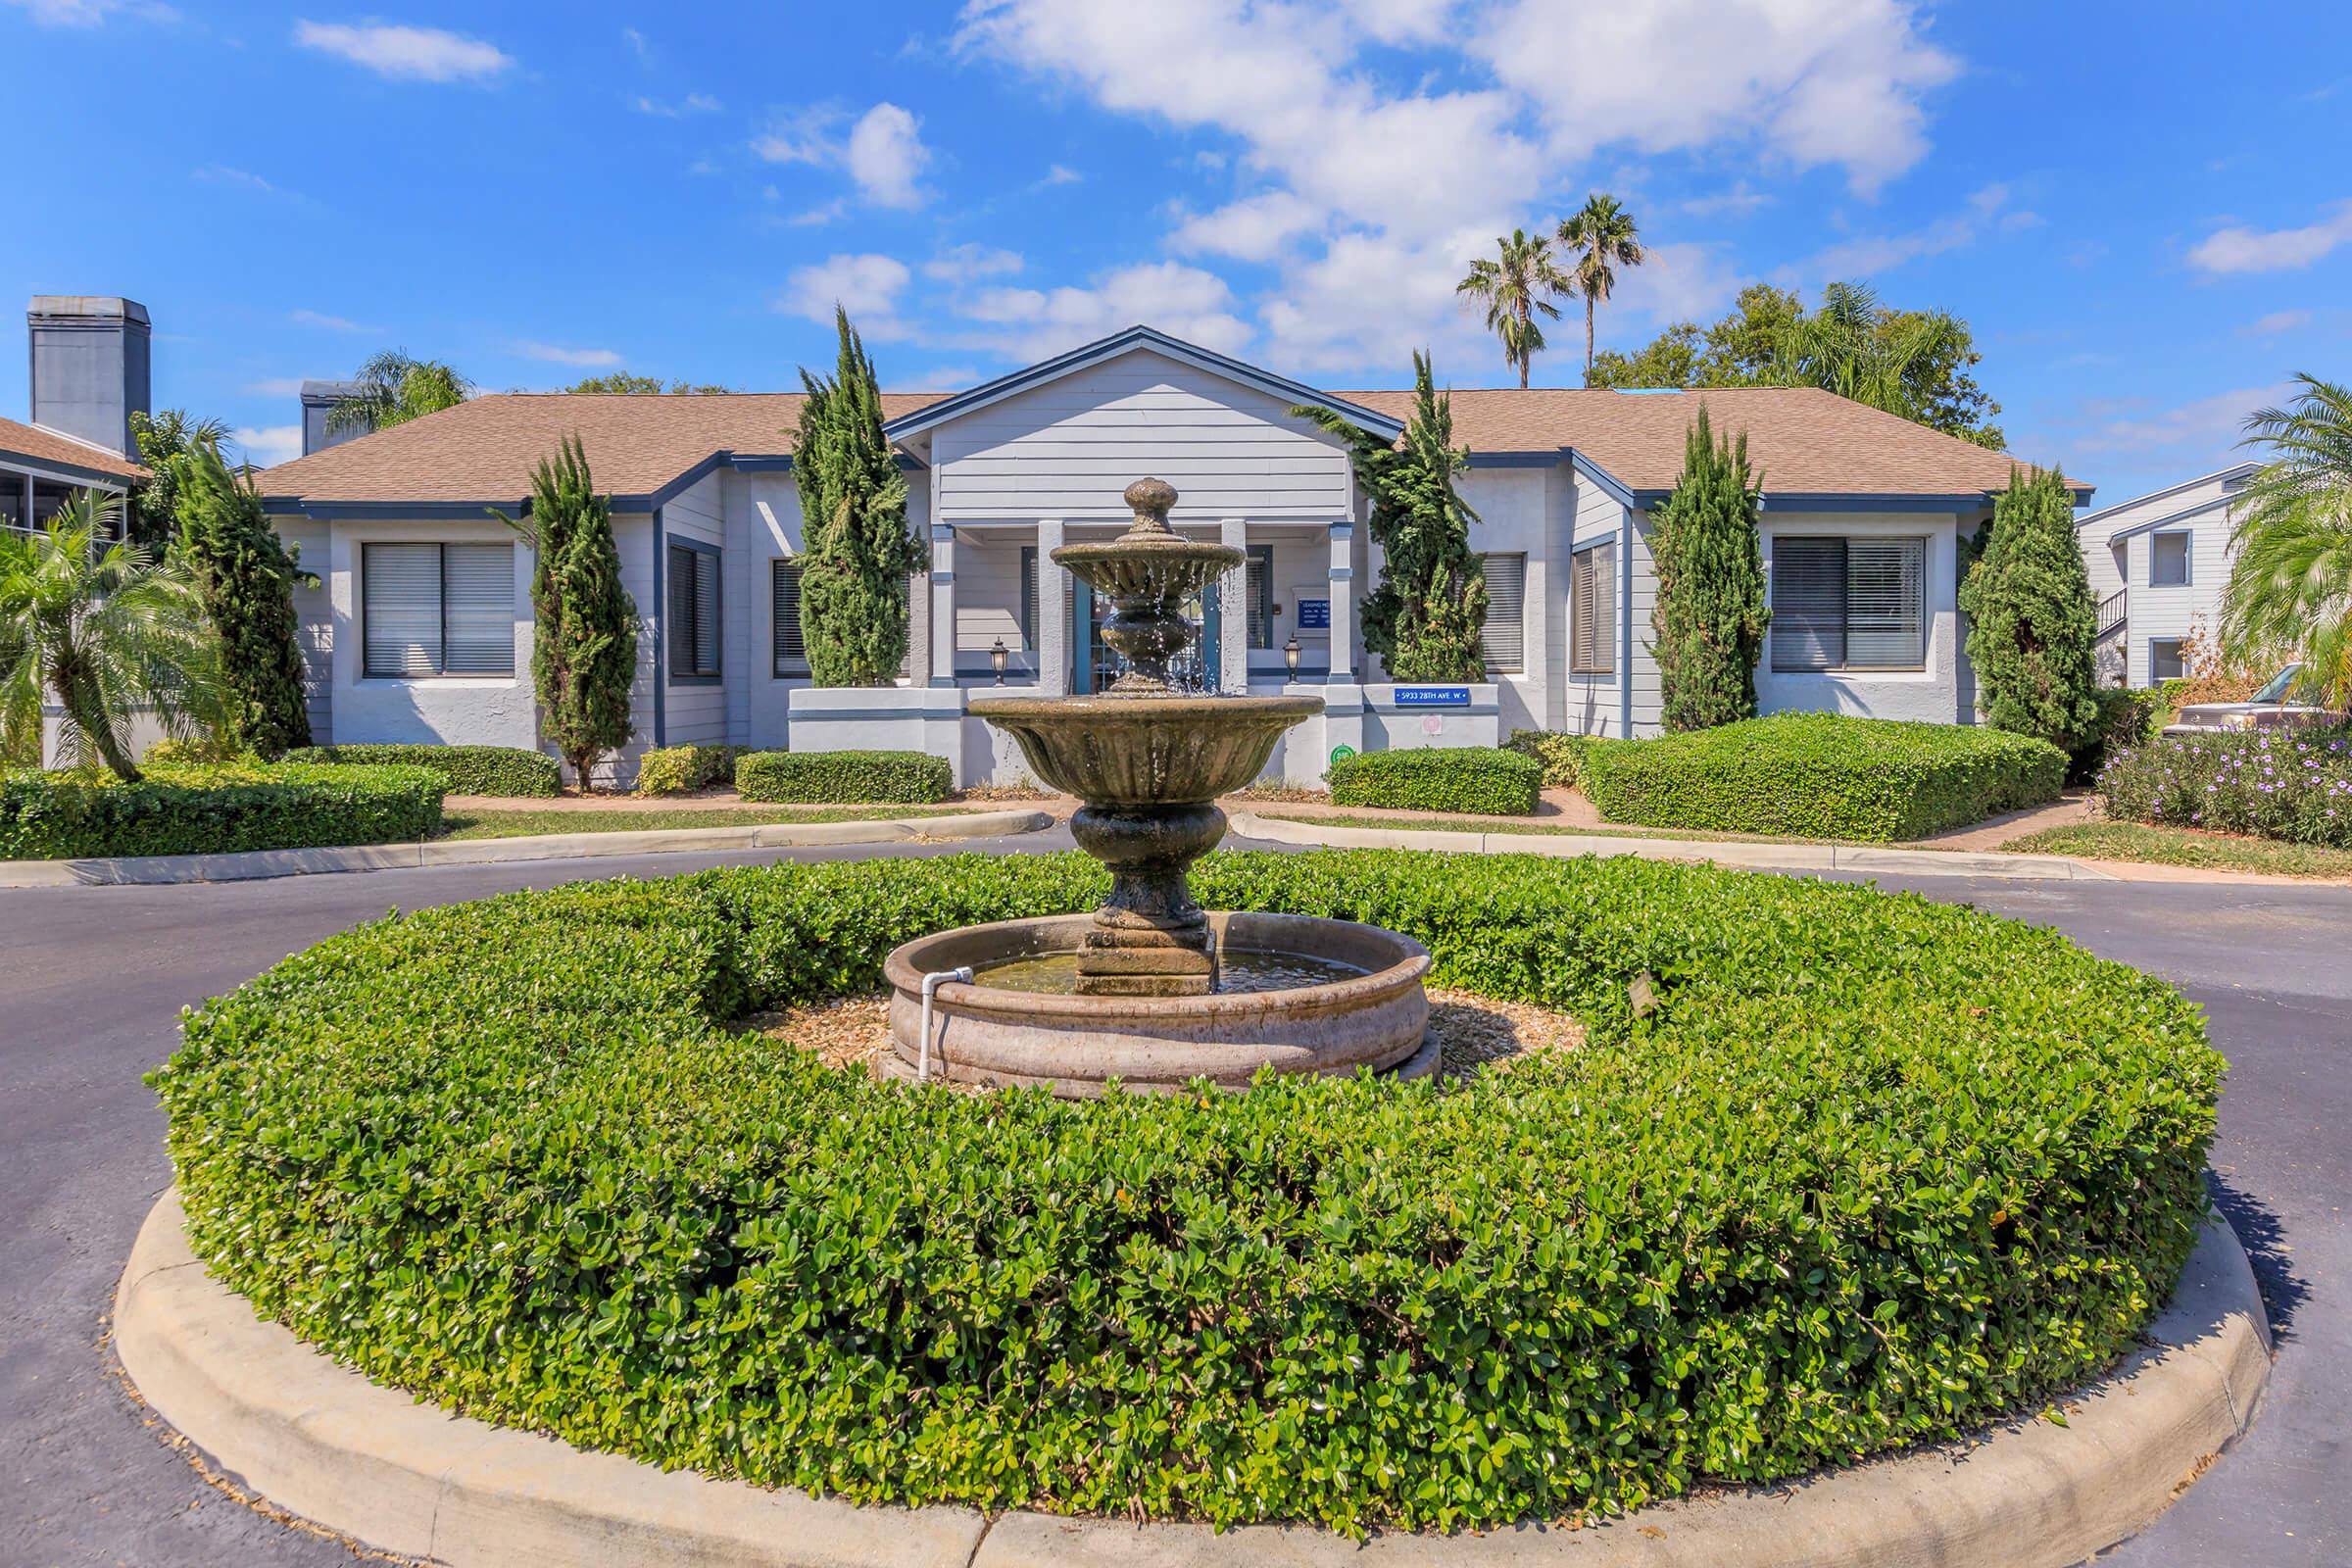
[2150,639,2186,681]
[1771,536,1926,672]
[363,542,513,677]
[2151,531,2190,588]
[1480,552,1526,673]
[771,559,805,675]
[1570,541,1615,675]
[1246,545,1275,650]
[1020,547,1039,649]
[667,542,720,679]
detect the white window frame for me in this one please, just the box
[1479,551,1527,674]
[2149,530,2191,588]
[361,540,515,679]
[1770,534,1928,674]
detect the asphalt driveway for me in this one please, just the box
[1,834,2341,1566]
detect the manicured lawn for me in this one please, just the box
[1250,808,1828,846]
[2002,821,2352,879]
[438,806,976,841]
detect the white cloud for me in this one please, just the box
[844,103,930,209]
[958,261,1251,363]
[2188,201,2352,274]
[785,199,849,227]
[229,424,304,468]
[633,92,720,118]
[293,20,514,82]
[620,25,652,63]
[923,244,1024,283]
[1475,0,1956,194]
[1350,0,1454,45]
[512,341,623,368]
[780,253,915,336]
[245,377,310,398]
[1680,181,1773,219]
[289,308,377,333]
[1782,183,2026,282]
[1040,163,1084,186]
[1169,191,1324,263]
[752,107,839,166]
[2246,309,2315,336]
[2,0,176,24]
[1607,241,1746,327]
[190,165,310,203]
[2072,383,2295,456]
[913,365,985,389]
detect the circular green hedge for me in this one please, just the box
[153,850,2220,1536]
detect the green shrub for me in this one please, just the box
[1578,713,2066,841]
[2097,728,2352,847]
[285,742,562,798]
[0,762,443,858]
[2069,688,2161,784]
[736,748,951,804]
[636,744,750,796]
[1327,746,1541,814]
[153,851,2217,1535]
[1506,727,1596,789]
[142,734,258,766]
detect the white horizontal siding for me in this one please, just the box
[661,471,728,746]
[933,350,1351,520]
[279,518,334,743]
[1563,473,1627,736]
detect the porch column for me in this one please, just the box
[928,523,956,687]
[1217,516,1248,693]
[1328,521,1356,680]
[1036,518,1068,695]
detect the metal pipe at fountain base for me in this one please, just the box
[917,966,973,1083]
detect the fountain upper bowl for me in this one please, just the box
[971,692,1322,806]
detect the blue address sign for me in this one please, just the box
[1393,686,1470,708]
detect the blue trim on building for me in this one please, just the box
[1463,451,1560,469]
[0,448,140,490]
[1566,448,1638,510]
[664,534,724,685]
[1755,492,2007,514]
[878,324,1409,443]
[262,498,526,520]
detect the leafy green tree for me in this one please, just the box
[1589,282,2005,447]
[127,410,230,552]
[1455,228,1573,389]
[174,441,313,759]
[1556,194,1645,375]
[561,373,736,395]
[1296,353,1487,680]
[0,491,225,780]
[2222,374,2352,702]
[794,308,921,686]
[327,350,473,436]
[495,436,637,790]
[1648,406,1769,730]
[1959,466,2099,749]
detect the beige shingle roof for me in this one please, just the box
[1338,384,2068,497]
[257,382,2072,508]
[257,392,945,508]
[0,416,146,482]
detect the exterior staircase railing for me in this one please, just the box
[2097,588,2128,640]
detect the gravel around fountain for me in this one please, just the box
[750,986,1581,1084]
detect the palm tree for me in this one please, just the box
[1779,281,1967,423]
[1456,228,1573,389]
[2221,375,2352,702]
[0,491,226,780]
[326,350,473,437]
[1556,194,1645,377]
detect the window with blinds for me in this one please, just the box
[1479,552,1526,673]
[362,542,514,677]
[1246,545,1275,650]
[1569,540,1615,675]
[667,541,721,680]
[1020,547,1039,649]
[771,559,806,676]
[1771,535,1926,672]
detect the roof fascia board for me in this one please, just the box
[2074,462,2259,528]
[262,499,523,520]
[0,450,139,490]
[1756,492,1996,514]
[1566,447,1639,509]
[879,325,1407,443]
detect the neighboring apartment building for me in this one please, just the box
[2076,463,2259,688]
[1,296,148,535]
[253,324,2086,786]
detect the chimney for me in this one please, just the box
[299,379,372,455]
[27,296,151,459]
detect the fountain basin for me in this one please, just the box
[969,692,1322,806]
[882,912,1435,1096]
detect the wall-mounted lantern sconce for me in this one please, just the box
[1284,634,1301,675]
[990,637,1009,684]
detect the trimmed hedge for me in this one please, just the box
[2097,728,2352,847]
[636,744,750,796]
[1577,714,2067,841]
[1507,727,1595,789]
[154,850,2218,1535]
[736,748,952,804]
[286,743,562,798]
[1327,746,1542,814]
[0,762,444,859]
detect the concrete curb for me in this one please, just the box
[0,808,1053,889]
[118,1190,2267,1568]
[1229,811,2122,882]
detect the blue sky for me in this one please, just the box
[3,0,2347,504]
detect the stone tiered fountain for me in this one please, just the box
[881,477,1437,1096]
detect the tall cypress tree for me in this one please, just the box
[1648,405,1769,731]
[500,436,636,791]
[173,441,313,758]
[1294,353,1487,681]
[1959,466,2098,749]
[796,308,920,686]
